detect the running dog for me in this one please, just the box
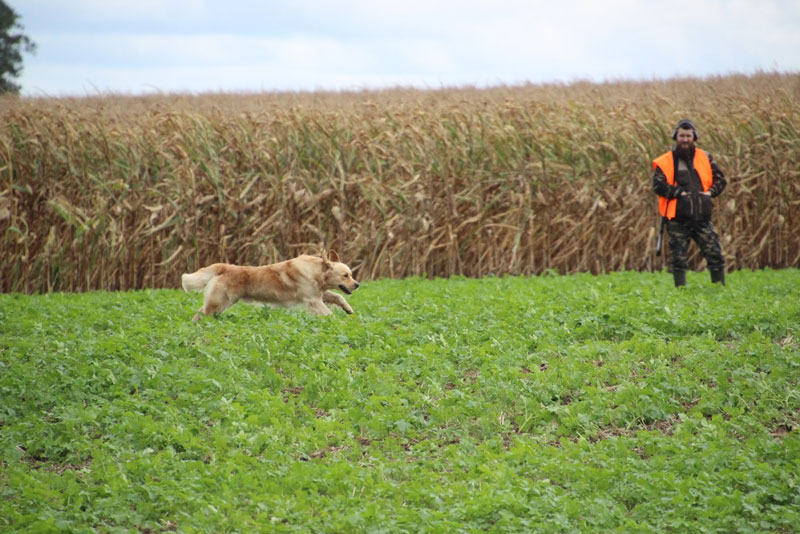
[181,250,359,321]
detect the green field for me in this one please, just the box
[2,269,799,533]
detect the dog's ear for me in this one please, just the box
[326,250,341,263]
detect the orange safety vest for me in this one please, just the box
[653,149,713,220]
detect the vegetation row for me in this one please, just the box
[1,73,798,292]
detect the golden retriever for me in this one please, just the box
[181,250,359,322]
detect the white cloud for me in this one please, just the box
[14,0,800,96]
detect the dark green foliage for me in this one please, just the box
[0,1,36,94]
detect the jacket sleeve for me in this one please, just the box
[653,166,682,199]
[707,153,727,197]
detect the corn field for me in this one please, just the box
[1,73,799,293]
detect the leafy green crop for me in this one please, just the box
[2,269,799,533]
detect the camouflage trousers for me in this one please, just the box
[667,219,725,272]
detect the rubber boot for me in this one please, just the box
[673,270,686,288]
[710,269,726,286]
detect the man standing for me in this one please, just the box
[652,119,727,287]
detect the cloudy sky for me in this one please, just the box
[12,0,800,97]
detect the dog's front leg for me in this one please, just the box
[322,291,353,314]
[306,299,332,315]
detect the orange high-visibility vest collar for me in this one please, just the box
[653,149,713,219]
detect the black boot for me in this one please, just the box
[710,269,726,285]
[673,270,686,288]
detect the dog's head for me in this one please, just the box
[322,250,359,295]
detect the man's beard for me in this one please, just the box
[675,144,694,161]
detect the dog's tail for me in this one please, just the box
[181,266,218,293]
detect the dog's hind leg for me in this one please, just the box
[192,277,236,322]
[322,291,353,314]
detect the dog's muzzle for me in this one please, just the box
[340,282,359,295]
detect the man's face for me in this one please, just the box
[675,128,695,150]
